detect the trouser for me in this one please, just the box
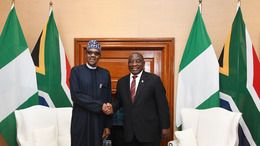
[125,135,161,146]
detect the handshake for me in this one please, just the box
[102,103,114,115]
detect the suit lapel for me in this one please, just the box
[133,71,147,103]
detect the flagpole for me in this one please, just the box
[199,0,202,13]
[11,0,15,8]
[237,0,241,10]
[49,1,53,11]
[49,1,53,16]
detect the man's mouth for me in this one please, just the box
[90,58,95,61]
[131,68,138,71]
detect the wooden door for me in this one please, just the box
[74,38,174,146]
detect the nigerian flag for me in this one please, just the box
[176,6,220,129]
[0,5,39,146]
[219,6,260,146]
[31,9,72,107]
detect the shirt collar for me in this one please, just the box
[86,63,97,70]
[130,70,143,79]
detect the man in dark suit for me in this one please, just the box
[103,52,170,146]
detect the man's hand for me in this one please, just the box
[106,103,113,114]
[102,103,113,115]
[102,103,109,113]
[162,128,170,139]
[102,128,110,139]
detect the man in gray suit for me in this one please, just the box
[103,52,170,146]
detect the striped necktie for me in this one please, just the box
[130,76,137,102]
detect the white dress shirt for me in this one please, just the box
[130,70,143,94]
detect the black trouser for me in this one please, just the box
[125,135,161,146]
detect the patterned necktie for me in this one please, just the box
[130,76,137,102]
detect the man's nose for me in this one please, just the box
[132,61,138,65]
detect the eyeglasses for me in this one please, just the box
[86,51,100,56]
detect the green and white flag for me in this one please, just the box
[176,6,220,129]
[0,5,39,146]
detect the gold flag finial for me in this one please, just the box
[198,0,202,13]
[237,0,241,8]
[49,1,53,10]
[11,0,15,5]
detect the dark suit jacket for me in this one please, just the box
[112,71,170,143]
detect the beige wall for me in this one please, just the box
[0,0,260,143]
